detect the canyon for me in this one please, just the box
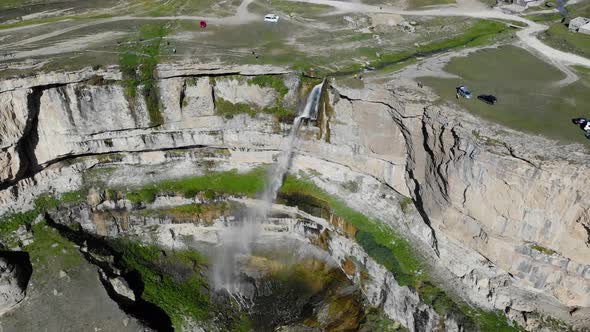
[0,64,589,331]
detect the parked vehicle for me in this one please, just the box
[477,94,497,105]
[456,85,473,99]
[264,14,279,23]
[572,118,590,139]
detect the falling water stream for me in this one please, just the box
[213,80,326,297]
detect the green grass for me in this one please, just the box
[542,23,590,59]
[215,98,258,118]
[361,20,511,74]
[568,0,590,18]
[126,187,159,205]
[0,167,520,330]
[25,221,82,270]
[249,75,289,100]
[524,12,562,23]
[61,191,86,204]
[0,192,88,247]
[117,168,267,205]
[262,0,332,15]
[167,203,204,214]
[418,20,510,51]
[399,197,413,213]
[109,240,209,328]
[535,1,590,57]
[361,308,407,332]
[408,0,455,8]
[0,211,38,248]
[280,175,422,286]
[531,244,557,255]
[143,201,237,221]
[574,65,590,74]
[215,98,295,123]
[420,45,590,144]
[278,175,521,331]
[119,23,168,126]
[0,0,28,8]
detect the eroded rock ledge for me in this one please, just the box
[0,65,588,330]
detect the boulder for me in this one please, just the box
[109,277,135,302]
[100,271,135,302]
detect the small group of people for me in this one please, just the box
[572,118,590,139]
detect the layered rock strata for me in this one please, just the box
[0,65,588,330]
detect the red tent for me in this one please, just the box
[200,20,207,28]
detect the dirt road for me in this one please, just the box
[1,0,589,76]
[286,0,590,70]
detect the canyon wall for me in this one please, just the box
[0,65,588,330]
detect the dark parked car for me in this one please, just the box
[477,94,497,105]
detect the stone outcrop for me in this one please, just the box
[0,66,588,330]
[0,255,29,316]
[99,271,136,302]
[46,196,460,332]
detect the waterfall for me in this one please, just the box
[213,80,326,295]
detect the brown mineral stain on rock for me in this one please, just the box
[311,229,331,251]
[92,212,109,237]
[342,257,356,276]
[330,214,357,239]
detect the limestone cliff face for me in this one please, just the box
[0,65,588,330]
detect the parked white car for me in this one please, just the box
[264,14,279,23]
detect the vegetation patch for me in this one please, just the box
[278,175,522,331]
[376,20,509,67]
[119,23,168,126]
[408,0,455,9]
[248,75,289,99]
[280,176,421,286]
[109,240,210,328]
[360,307,407,331]
[112,168,267,205]
[138,201,242,224]
[0,211,39,248]
[126,187,159,205]
[542,23,590,59]
[422,45,590,144]
[262,0,332,16]
[531,244,557,256]
[26,221,82,271]
[399,197,413,213]
[524,12,562,23]
[215,97,295,123]
[2,167,522,330]
[0,192,88,248]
